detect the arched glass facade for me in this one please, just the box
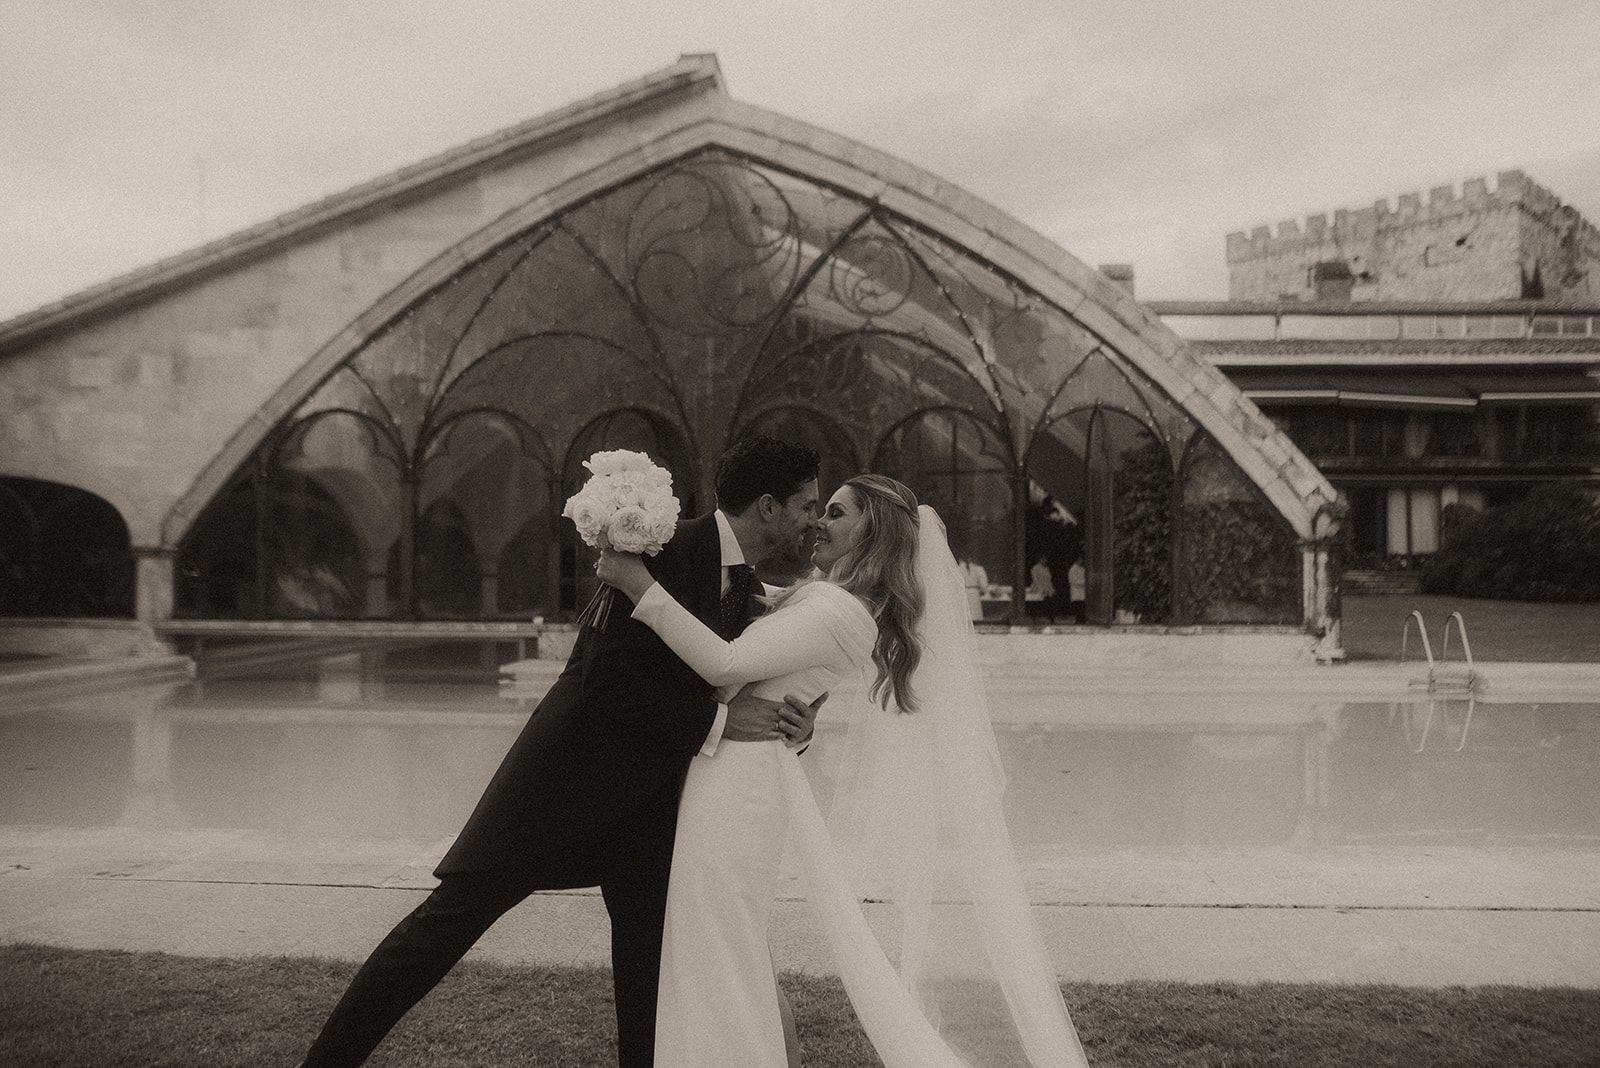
[176,149,1300,624]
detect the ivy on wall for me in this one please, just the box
[1176,441,1301,624]
[1111,438,1174,622]
[1178,501,1300,623]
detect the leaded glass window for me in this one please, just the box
[176,149,1299,624]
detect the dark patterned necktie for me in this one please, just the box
[718,563,756,638]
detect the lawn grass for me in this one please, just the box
[1339,593,1600,662]
[3,944,1599,1066]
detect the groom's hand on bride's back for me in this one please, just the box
[779,691,824,751]
[725,685,826,748]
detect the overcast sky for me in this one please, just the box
[4,0,1599,321]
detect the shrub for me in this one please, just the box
[1422,484,1600,602]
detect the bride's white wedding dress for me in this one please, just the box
[635,579,875,1066]
[632,508,1090,1067]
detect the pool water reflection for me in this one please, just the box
[3,645,1597,858]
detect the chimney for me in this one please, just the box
[1099,263,1135,298]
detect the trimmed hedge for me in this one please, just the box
[1422,484,1600,602]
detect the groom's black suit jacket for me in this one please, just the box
[436,512,729,881]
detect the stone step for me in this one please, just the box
[1343,570,1423,595]
[0,655,194,709]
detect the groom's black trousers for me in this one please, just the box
[303,829,676,1067]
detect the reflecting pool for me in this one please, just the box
[4,644,1596,862]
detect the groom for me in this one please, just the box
[303,435,824,1066]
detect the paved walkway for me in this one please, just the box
[5,825,1598,987]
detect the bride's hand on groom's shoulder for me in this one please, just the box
[596,549,653,600]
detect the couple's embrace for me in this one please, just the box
[303,437,1089,1066]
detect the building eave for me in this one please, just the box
[1211,350,1600,368]
[1148,299,1600,316]
[1196,338,1600,366]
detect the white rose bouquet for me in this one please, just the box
[562,449,681,629]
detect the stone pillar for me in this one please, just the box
[133,548,176,623]
[1302,544,1318,627]
[1310,503,1346,662]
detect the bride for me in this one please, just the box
[598,474,1090,1067]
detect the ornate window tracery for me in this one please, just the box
[176,149,1298,624]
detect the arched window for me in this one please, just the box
[176,477,257,618]
[874,409,1013,615]
[0,477,134,618]
[261,472,366,619]
[179,410,397,619]
[1027,408,1173,624]
[0,480,44,616]
[415,499,480,619]
[496,520,553,618]
[416,411,553,619]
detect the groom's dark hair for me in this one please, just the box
[715,435,819,515]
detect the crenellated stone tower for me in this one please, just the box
[1226,170,1600,303]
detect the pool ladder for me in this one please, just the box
[1398,610,1477,752]
[1400,610,1478,695]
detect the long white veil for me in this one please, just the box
[778,505,1089,1067]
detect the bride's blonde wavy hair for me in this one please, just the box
[773,474,924,713]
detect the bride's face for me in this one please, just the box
[812,486,865,573]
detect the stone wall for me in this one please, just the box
[1227,170,1600,302]
[0,190,495,546]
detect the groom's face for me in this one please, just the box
[763,478,821,567]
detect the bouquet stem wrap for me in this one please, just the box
[575,581,616,631]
